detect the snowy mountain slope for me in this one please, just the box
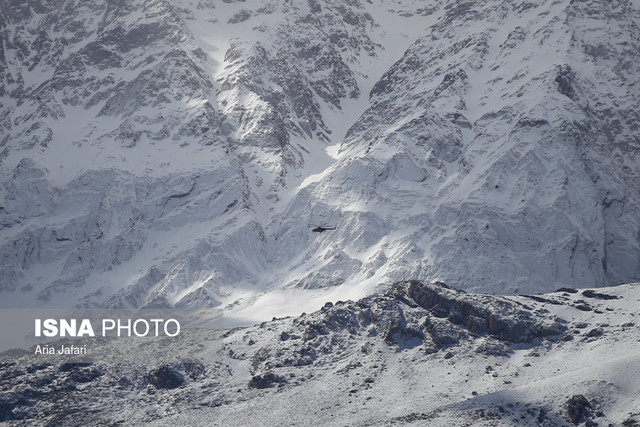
[0,0,639,324]
[283,0,640,297]
[0,0,412,316]
[0,0,253,311]
[2,281,640,426]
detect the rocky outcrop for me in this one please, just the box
[148,366,184,390]
[0,281,636,426]
[566,395,595,425]
[244,281,566,373]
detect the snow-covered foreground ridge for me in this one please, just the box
[1,0,639,322]
[1,281,640,425]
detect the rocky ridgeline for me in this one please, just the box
[2,281,637,425]
[241,281,566,376]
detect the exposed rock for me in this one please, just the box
[566,394,593,425]
[242,281,567,373]
[582,290,619,300]
[586,328,604,338]
[69,367,102,383]
[148,366,184,389]
[249,372,287,389]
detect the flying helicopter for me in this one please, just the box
[311,225,337,233]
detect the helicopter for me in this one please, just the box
[311,225,337,233]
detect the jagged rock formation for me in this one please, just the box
[1,281,639,426]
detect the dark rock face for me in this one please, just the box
[59,362,93,372]
[405,281,565,343]
[623,416,640,427]
[0,400,15,422]
[148,366,184,389]
[249,372,287,389]
[586,328,604,338]
[566,394,592,425]
[581,290,618,300]
[555,65,576,100]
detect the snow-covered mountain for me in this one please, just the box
[2,281,640,425]
[1,0,639,325]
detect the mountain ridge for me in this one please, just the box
[2,280,639,425]
[0,0,639,326]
